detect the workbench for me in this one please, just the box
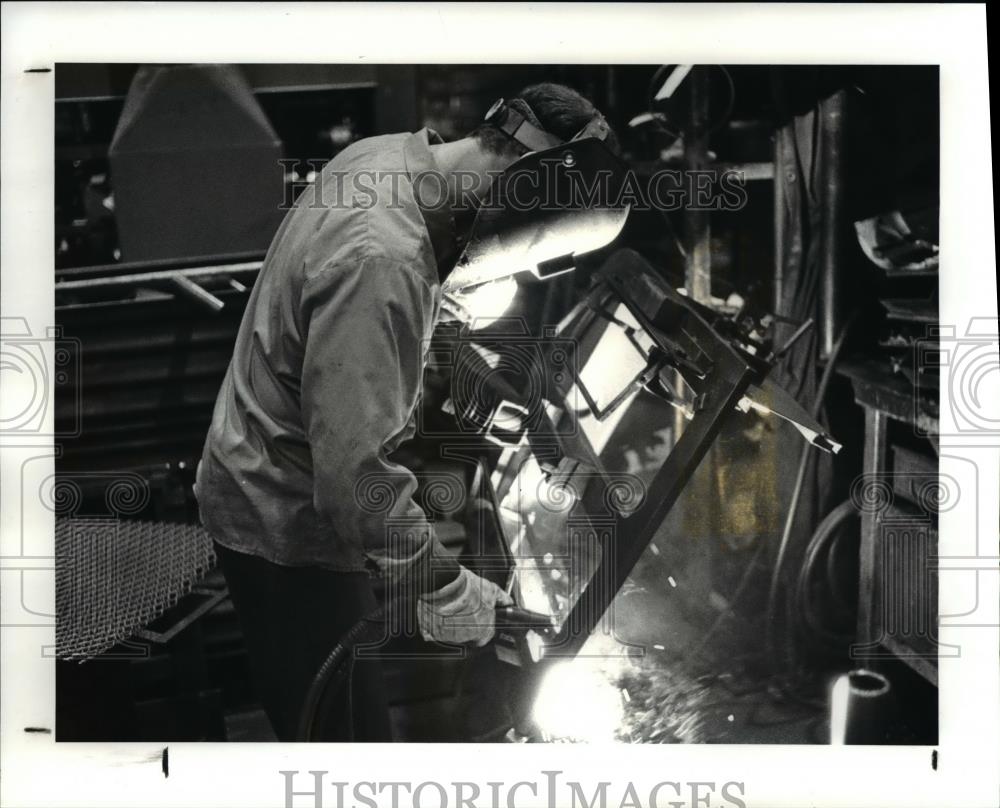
[840,358,940,686]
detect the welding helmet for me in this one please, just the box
[441,98,631,326]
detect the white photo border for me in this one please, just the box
[1,3,996,807]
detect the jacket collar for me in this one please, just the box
[403,128,459,282]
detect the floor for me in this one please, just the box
[221,660,829,744]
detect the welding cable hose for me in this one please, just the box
[677,315,857,677]
[793,498,860,650]
[824,520,858,618]
[764,310,858,669]
[296,592,526,740]
[295,596,404,742]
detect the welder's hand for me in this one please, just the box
[417,566,513,647]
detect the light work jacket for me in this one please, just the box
[197,129,461,590]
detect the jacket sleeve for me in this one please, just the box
[299,255,460,592]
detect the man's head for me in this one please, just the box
[437,83,628,314]
[430,82,619,231]
[472,82,620,159]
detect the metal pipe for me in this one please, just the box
[55,250,266,281]
[55,261,261,292]
[684,66,712,305]
[677,66,712,441]
[829,668,894,744]
[818,91,847,359]
[169,274,226,313]
[773,126,788,315]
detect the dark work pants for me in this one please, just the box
[214,542,392,741]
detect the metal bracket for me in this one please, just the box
[133,586,229,645]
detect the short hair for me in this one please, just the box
[471,82,620,158]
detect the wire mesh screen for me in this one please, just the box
[56,517,216,661]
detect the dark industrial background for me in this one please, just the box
[53,63,940,744]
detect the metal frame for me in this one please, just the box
[484,248,764,662]
[134,585,229,645]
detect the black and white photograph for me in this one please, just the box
[1,4,996,808]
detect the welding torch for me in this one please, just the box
[296,600,555,740]
[494,604,557,637]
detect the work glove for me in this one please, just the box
[417,566,513,647]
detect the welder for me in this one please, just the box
[195,83,619,741]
